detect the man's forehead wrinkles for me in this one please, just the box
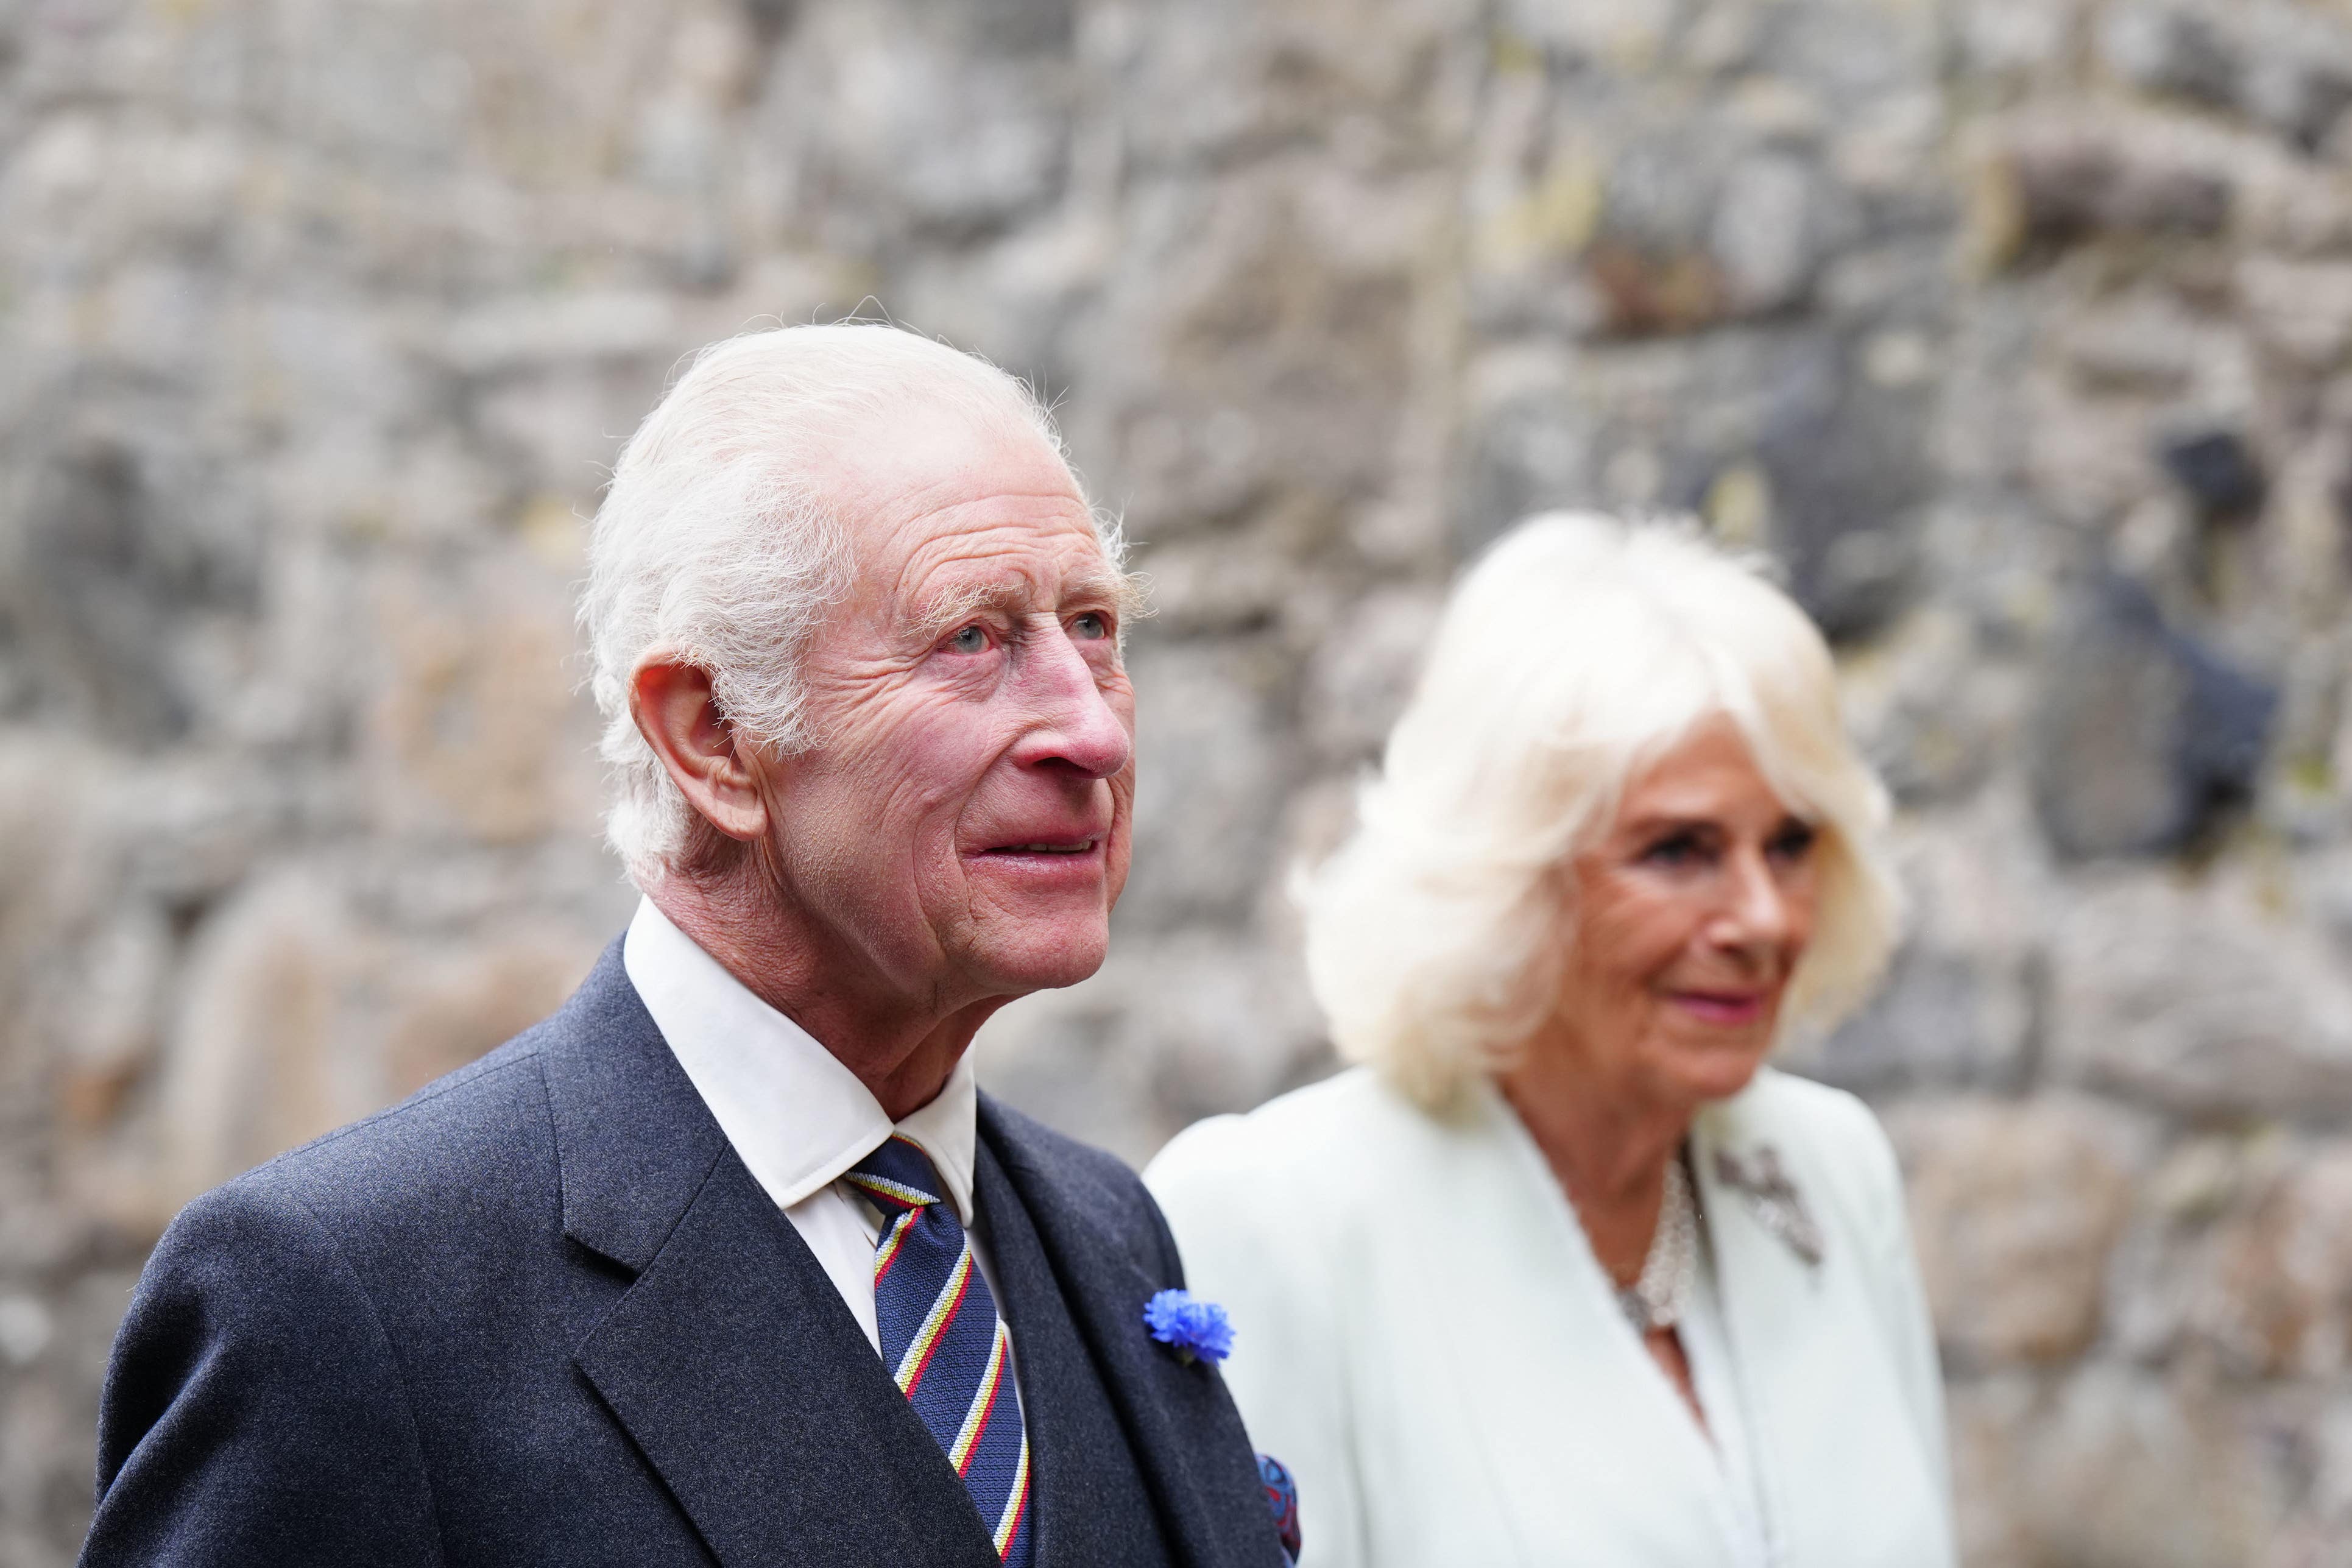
[892,517,1105,590]
[863,492,1093,573]
[860,480,1090,538]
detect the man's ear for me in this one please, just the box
[629,655,771,842]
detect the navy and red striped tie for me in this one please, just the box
[846,1136,1034,1565]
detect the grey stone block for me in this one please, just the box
[2029,576,2278,860]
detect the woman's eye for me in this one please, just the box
[1072,612,1109,641]
[948,624,988,654]
[1768,821,1818,861]
[1640,832,1705,867]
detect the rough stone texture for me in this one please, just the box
[1889,1096,2150,1367]
[4,0,2352,1563]
[2049,872,2352,1121]
[2030,574,2280,859]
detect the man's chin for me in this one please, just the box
[966,920,1112,997]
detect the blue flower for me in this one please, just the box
[1142,1288,1234,1366]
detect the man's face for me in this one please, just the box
[761,406,1136,1012]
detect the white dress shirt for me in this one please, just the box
[622,897,1017,1382]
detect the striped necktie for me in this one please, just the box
[846,1135,1034,1566]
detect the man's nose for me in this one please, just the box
[1012,625,1132,781]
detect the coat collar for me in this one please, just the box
[1465,1075,1849,1562]
[539,939,728,1273]
[979,1097,1288,1568]
[544,944,1000,1567]
[571,1145,1004,1568]
[972,1133,1169,1568]
[1687,1080,1845,1567]
[621,897,985,1224]
[1444,1070,1940,1567]
[539,948,1278,1568]
[1431,1078,1745,1560]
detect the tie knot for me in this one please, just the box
[845,1135,947,1215]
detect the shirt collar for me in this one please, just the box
[621,897,980,1224]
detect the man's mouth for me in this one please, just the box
[980,839,1100,856]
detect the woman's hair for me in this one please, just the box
[1298,510,1902,1109]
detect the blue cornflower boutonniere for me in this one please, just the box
[1143,1288,1234,1366]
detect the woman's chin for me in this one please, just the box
[1656,1035,1773,1104]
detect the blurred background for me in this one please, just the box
[3,0,2351,1561]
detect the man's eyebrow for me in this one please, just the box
[909,566,1147,642]
[1068,564,1148,618]
[910,579,1028,643]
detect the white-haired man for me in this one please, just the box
[81,325,1294,1568]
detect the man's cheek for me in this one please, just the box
[1101,811,1135,907]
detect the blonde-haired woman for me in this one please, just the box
[1145,514,1952,1568]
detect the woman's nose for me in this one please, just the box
[1711,848,1793,952]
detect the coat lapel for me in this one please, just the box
[1689,1098,1818,1567]
[1689,1072,1951,1568]
[973,1139,1173,1568]
[1424,1081,1742,1564]
[574,1151,1001,1568]
[545,945,1000,1568]
[977,1098,1284,1568]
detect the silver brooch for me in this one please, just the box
[1712,1145,1824,1268]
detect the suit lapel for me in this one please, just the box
[539,942,727,1273]
[574,1149,1001,1568]
[974,1140,1171,1568]
[977,1098,1284,1568]
[545,945,999,1568]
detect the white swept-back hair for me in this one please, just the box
[579,322,1107,882]
[1298,511,1902,1111]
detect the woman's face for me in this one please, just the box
[1555,716,1821,1107]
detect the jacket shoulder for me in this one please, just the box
[1718,1067,1895,1164]
[89,1168,447,1561]
[1148,1068,1422,1201]
[1709,1066,1906,1235]
[264,1023,550,1178]
[980,1092,1140,1186]
[1142,1068,1433,1291]
[977,1093,1166,1255]
[196,1019,564,1276]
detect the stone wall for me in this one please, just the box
[3,0,2351,1560]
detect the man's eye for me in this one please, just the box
[1072,612,1109,641]
[948,625,988,654]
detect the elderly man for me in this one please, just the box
[81,325,1289,1568]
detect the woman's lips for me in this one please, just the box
[1666,989,1770,1026]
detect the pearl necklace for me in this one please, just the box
[1616,1154,1698,1334]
